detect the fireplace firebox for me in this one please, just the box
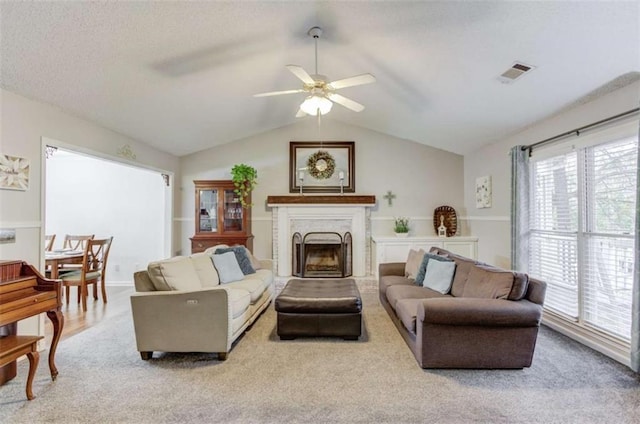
[292,232,352,278]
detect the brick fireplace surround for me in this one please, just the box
[266,195,376,277]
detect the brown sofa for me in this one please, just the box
[379,247,546,369]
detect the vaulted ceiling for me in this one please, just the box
[1,1,638,156]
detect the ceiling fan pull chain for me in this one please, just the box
[314,35,318,75]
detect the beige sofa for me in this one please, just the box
[379,247,546,369]
[131,246,274,360]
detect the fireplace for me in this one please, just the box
[267,195,376,277]
[292,232,352,278]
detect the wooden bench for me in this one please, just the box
[0,335,43,400]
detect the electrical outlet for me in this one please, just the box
[114,264,120,272]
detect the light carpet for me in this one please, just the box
[1,286,639,423]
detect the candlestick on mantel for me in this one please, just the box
[299,172,304,195]
[338,171,345,180]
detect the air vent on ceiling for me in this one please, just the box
[498,62,536,84]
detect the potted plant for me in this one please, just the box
[394,217,410,237]
[230,163,257,208]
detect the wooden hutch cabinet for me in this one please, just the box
[190,180,254,253]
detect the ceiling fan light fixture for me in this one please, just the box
[254,26,375,116]
[300,95,333,116]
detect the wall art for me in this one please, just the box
[289,141,355,193]
[475,175,492,208]
[0,228,16,244]
[0,154,30,190]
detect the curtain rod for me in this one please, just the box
[521,107,640,152]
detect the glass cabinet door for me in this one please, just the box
[191,180,253,254]
[199,189,218,232]
[223,189,243,232]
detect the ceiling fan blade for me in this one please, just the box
[295,108,307,118]
[327,93,365,112]
[253,89,305,98]
[328,73,376,90]
[286,65,316,85]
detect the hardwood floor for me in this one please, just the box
[44,285,134,345]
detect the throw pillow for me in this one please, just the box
[189,252,220,287]
[462,265,514,299]
[415,253,453,285]
[404,249,425,279]
[243,246,262,270]
[212,251,246,284]
[423,260,457,294]
[215,246,256,275]
[203,244,229,256]
[147,256,202,291]
[508,272,529,300]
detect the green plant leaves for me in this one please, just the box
[231,163,257,208]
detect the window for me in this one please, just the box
[529,126,637,342]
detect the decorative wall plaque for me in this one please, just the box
[433,206,457,237]
[0,154,30,191]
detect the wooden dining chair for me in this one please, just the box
[60,237,113,311]
[62,234,95,251]
[57,234,95,273]
[44,234,57,276]
[44,234,56,251]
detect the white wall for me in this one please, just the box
[45,150,166,283]
[463,81,640,268]
[179,119,465,265]
[0,89,179,334]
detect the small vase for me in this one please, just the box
[395,232,409,238]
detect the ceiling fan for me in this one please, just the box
[253,26,376,117]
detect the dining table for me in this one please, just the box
[45,250,84,279]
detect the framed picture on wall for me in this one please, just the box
[289,141,355,193]
[475,175,492,208]
[0,154,30,191]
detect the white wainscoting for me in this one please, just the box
[372,236,478,277]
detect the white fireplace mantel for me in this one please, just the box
[267,195,376,277]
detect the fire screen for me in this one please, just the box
[291,231,352,278]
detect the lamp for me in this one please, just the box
[300,95,333,116]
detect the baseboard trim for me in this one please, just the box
[105,281,134,287]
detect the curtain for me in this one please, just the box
[631,118,640,373]
[510,146,530,271]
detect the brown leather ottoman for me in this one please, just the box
[275,279,362,340]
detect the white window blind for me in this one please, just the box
[581,138,636,339]
[529,129,637,342]
[530,152,579,318]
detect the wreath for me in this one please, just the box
[306,150,336,180]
